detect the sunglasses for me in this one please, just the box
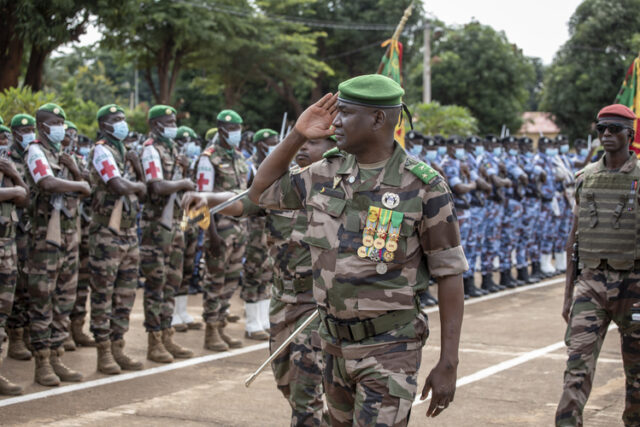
[596,123,630,134]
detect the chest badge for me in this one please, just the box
[381,192,400,209]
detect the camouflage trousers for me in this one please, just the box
[539,200,555,255]
[0,237,17,353]
[556,267,640,426]
[270,297,325,426]
[178,224,199,297]
[324,347,422,427]
[554,196,571,254]
[71,222,90,321]
[481,200,503,275]
[7,230,29,329]
[516,197,541,268]
[203,217,246,323]
[499,198,523,271]
[89,225,139,342]
[242,216,272,303]
[140,220,184,331]
[26,227,79,350]
[466,205,488,276]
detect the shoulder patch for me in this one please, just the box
[143,138,154,146]
[322,147,341,158]
[407,160,439,184]
[203,146,215,157]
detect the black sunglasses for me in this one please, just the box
[596,123,630,134]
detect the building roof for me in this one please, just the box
[518,112,560,134]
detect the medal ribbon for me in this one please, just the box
[375,209,392,242]
[385,211,404,252]
[362,206,381,247]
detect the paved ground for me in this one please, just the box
[0,275,627,426]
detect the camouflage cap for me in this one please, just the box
[253,128,278,143]
[64,120,78,131]
[10,113,35,128]
[97,104,125,121]
[205,127,218,141]
[148,104,177,120]
[0,125,10,134]
[177,125,197,139]
[217,109,243,124]
[37,103,66,120]
[338,74,404,107]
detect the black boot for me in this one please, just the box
[472,275,488,295]
[464,276,484,298]
[481,274,500,293]
[500,271,517,289]
[419,289,438,307]
[517,267,534,285]
[530,262,542,282]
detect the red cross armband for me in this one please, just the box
[92,145,121,183]
[196,156,214,192]
[27,144,54,183]
[141,145,163,182]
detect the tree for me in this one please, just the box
[411,101,478,137]
[541,0,640,140]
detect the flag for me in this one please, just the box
[378,38,406,147]
[615,56,640,156]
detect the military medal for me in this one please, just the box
[382,250,394,262]
[385,211,404,252]
[373,209,392,250]
[376,262,388,274]
[357,246,368,258]
[382,192,400,209]
[363,206,380,247]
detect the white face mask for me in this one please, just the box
[161,126,177,140]
[226,130,241,147]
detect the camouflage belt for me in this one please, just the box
[92,213,136,230]
[273,276,313,294]
[320,307,418,342]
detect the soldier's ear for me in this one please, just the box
[371,109,386,131]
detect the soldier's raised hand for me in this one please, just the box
[295,93,338,140]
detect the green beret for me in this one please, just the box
[97,104,125,121]
[216,109,243,124]
[64,121,77,131]
[253,128,278,143]
[205,128,218,141]
[37,103,67,120]
[338,74,404,107]
[0,125,10,134]
[177,126,197,139]
[148,104,177,120]
[10,114,35,128]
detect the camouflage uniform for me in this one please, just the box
[196,143,248,323]
[7,143,30,331]
[140,138,185,331]
[479,151,504,276]
[24,141,80,350]
[241,197,325,426]
[71,154,91,326]
[258,143,468,426]
[499,150,525,274]
[88,139,140,341]
[0,170,19,352]
[556,154,640,426]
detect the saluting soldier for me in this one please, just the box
[6,114,36,362]
[0,122,29,395]
[139,105,195,363]
[250,75,467,425]
[88,104,147,374]
[25,103,91,386]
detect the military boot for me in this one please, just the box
[499,271,517,289]
[147,331,173,363]
[219,319,243,349]
[34,349,60,387]
[204,322,229,352]
[8,328,32,360]
[63,335,76,351]
[530,262,542,282]
[517,267,534,285]
[112,339,143,371]
[50,347,83,382]
[481,274,500,293]
[96,341,121,375]
[162,328,194,359]
[71,318,95,347]
[0,357,23,395]
[463,276,484,298]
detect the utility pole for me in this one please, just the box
[134,68,139,108]
[423,22,431,104]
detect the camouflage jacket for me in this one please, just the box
[196,143,248,193]
[140,136,181,222]
[88,139,140,235]
[258,142,468,358]
[9,143,30,234]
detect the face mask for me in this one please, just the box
[266,144,277,156]
[560,144,569,154]
[545,148,555,156]
[454,148,466,160]
[492,147,502,156]
[426,150,437,161]
[508,148,519,156]
[408,145,422,157]
[579,148,589,157]
[18,132,35,149]
[525,151,534,158]
[111,120,129,141]
[226,130,241,147]
[474,146,484,156]
[185,142,201,158]
[78,147,90,157]
[437,146,447,155]
[46,124,65,144]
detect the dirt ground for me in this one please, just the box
[0,275,627,426]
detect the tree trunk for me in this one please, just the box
[0,2,23,90]
[23,45,50,91]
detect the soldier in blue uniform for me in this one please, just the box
[553,135,575,274]
[535,137,559,277]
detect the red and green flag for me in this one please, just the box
[378,39,406,146]
[615,56,640,156]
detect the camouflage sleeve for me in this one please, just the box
[418,177,469,278]
[574,172,584,206]
[240,195,266,217]
[257,165,310,211]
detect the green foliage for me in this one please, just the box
[541,0,640,140]
[411,101,478,137]
[0,87,56,122]
[427,22,535,134]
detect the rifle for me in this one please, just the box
[46,146,73,248]
[107,159,133,235]
[160,146,186,230]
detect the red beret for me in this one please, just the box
[597,104,637,120]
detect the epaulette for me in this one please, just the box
[322,147,342,158]
[405,158,439,185]
[203,146,215,156]
[143,138,154,146]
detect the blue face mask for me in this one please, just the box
[560,144,569,154]
[437,146,447,156]
[579,148,589,157]
[19,132,35,149]
[226,130,241,147]
[545,147,556,156]
[46,124,65,144]
[408,145,422,157]
[185,142,201,159]
[492,146,502,156]
[78,147,90,157]
[161,125,177,140]
[426,150,437,161]
[524,151,534,158]
[508,148,519,156]
[454,148,466,160]
[474,146,484,156]
[111,120,129,141]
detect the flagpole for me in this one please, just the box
[376,2,414,74]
